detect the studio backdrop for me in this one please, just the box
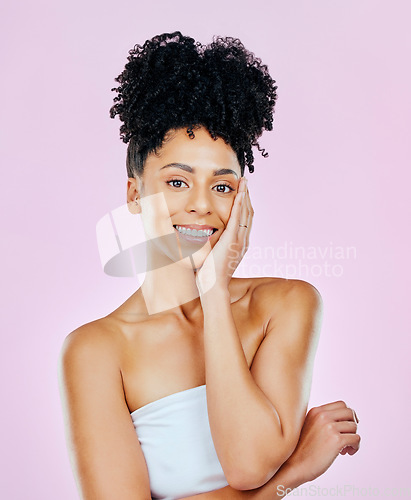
[1,0,410,498]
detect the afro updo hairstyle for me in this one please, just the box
[110,31,278,178]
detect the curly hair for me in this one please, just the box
[110,31,278,177]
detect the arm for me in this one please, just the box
[180,459,301,500]
[180,399,361,500]
[200,279,322,490]
[58,323,152,500]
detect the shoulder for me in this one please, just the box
[249,277,323,336]
[58,320,152,498]
[59,318,123,376]
[251,276,322,307]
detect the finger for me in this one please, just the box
[244,181,254,219]
[243,185,254,249]
[326,407,358,423]
[340,446,357,456]
[236,178,248,237]
[308,400,347,417]
[238,192,249,229]
[338,433,361,454]
[238,177,248,221]
[238,188,250,241]
[333,420,358,434]
[227,184,246,234]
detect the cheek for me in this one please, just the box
[140,192,174,237]
[216,199,235,227]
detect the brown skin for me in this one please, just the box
[58,127,360,499]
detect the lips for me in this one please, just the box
[173,224,218,236]
[173,224,218,243]
[173,224,217,232]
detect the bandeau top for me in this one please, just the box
[130,384,229,499]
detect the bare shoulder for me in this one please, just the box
[248,277,323,335]
[58,319,152,499]
[58,318,123,374]
[250,276,322,306]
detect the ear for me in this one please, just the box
[126,177,142,215]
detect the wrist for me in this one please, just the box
[275,460,305,490]
[256,461,304,500]
[198,282,230,303]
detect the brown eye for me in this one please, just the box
[214,183,234,194]
[166,179,188,188]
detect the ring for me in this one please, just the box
[239,224,248,228]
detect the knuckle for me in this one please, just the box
[330,432,343,447]
[313,410,330,427]
[307,406,318,416]
[316,411,329,424]
[325,422,335,433]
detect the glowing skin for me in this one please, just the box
[126,126,242,315]
[59,125,360,500]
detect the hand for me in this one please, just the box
[283,400,361,484]
[195,177,254,293]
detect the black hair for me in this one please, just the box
[110,31,278,177]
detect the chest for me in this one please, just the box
[120,301,265,414]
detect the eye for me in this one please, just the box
[214,183,235,194]
[166,179,235,194]
[166,178,189,189]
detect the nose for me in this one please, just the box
[185,185,212,215]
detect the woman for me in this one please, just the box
[58,32,360,499]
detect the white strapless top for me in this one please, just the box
[130,385,229,499]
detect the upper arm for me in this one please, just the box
[58,324,151,500]
[250,279,323,458]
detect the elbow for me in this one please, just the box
[226,442,296,491]
[227,463,276,491]
[225,462,279,491]
[224,455,265,491]
[227,465,281,491]
[226,469,262,491]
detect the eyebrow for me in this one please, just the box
[159,162,239,179]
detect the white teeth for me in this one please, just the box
[175,226,213,237]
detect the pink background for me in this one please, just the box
[1,0,410,498]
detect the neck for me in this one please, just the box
[140,245,202,317]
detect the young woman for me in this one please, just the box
[58,32,360,499]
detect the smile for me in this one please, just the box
[174,225,216,237]
[173,225,218,243]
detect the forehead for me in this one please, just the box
[144,127,241,176]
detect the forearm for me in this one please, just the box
[200,287,290,486]
[180,460,303,500]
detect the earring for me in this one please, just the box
[127,198,140,215]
